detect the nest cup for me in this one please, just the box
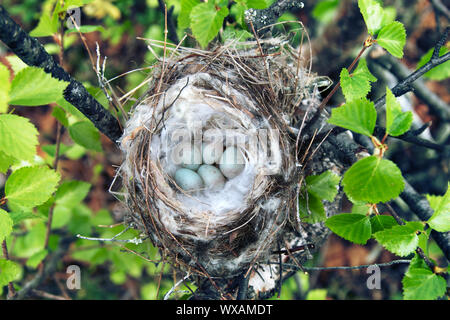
[118,38,323,278]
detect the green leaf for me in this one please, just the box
[52,205,73,229]
[358,0,384,35]
[92,209,113,227]
[58,0,87,13]
[370,214,397,233]
[351,201,369,215]
[230,2,247,26]
[325,213,372,244]
[312,0,339,24]
[29,14,58,37]
[26,249,48,269]
[306,289,328,300]
[340,58,377,101]
[9,211,42,225]
[373,221,424,256]
[68,205,92,235]
[376,21,406,58]
[417,231,429,255]
[427,183,450,232]
[5,55,27,75]
[0,152,15,173]
[0,259,21,287]
[5,166,60,209]
[0,63,10,113]
[190,3,229,48]
[298,191,326,224]
[342,156,404,203]
[0,209,13,242]
[68,121,102,152]
[9,67,69,106]
[51,106,69,127]
[12,221,46,258]
[41,143,71,158]
[0,114,39,161]
[178,0,201,29]
[328,98,377,137]
[56,97,87,120]
[385,87,413,136]
[66,25,105,34]
[222,27,253,43]
[306,170,340,202]
[426,194,442,211]
[245,0,269,9]
[417,47,450,81]
[381,6,397,27]
[55,180,91,208]
[402,254,446,300]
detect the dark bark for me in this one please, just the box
[245,0,305,36]
[0,5,123,144]
[373,28,450,117]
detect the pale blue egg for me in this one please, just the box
[174,168,204,192]
[198,164,226,190]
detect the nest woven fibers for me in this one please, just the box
[114,35,340,296]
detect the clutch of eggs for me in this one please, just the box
[173,143,245,192]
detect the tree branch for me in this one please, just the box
[373,27,450,120]
[0,5,123,144]
[431,0,450,21]
[373,125,447,152]
[278,259,412,272]
[244,0,304,36]
[157,0,179,44]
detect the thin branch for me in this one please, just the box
[300,259,411,271]
[157,0,179,44]
[76,226,144,245]
[31,289,69,300]
[236,273,250,300]
[269,259,411,272]
[373,126,447,152]
[431,0,450,22]
[164,273,190,300]
[0,5,123,143]
[373,27,450,120]
[244,0,304,36]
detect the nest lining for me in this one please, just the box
[117,39,330,280]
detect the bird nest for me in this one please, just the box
[116,37,333,285]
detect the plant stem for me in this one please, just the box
[317,44,369,112]
[2,240,16,298]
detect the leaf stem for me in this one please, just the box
[317,42,370,112]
